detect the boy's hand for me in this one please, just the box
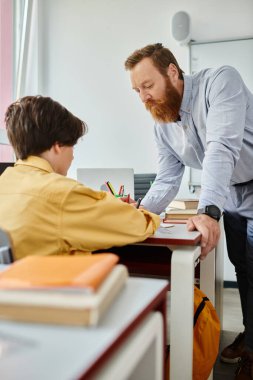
[119,195,135,204]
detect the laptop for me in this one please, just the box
[77,168,135,198]
[0,162,14,175]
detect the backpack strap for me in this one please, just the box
[194,296,209,326]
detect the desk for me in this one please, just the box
[145,223,223,322]
[0,277,168,380]
[108,223,224,380]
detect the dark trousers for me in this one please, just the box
[223,181,253,351]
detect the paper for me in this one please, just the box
[160,222,174,228]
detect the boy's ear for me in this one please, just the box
[52,143,62,154]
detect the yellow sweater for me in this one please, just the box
[0,156,160,260]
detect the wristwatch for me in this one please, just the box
[197,205,221,221]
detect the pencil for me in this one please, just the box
[136,197,142,209]
[105,181,115,195]
[108,181,116,195]
[118,185,124,196]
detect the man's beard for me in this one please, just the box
[145,77,182,123]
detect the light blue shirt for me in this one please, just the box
[142,66,253,214]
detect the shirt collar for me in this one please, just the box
[179,74,193,116]
[15,156,54,173]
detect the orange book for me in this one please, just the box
[0,254,118,292]
[0,254,128,326]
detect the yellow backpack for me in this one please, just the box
[193,286,220,380]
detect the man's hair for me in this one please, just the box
[5,95,87,159]
[124,43,184,80]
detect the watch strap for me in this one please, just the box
[197,205,221,221]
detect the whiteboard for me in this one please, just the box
[189,38,253,189]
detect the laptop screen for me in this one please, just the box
[0,162,14,175]
[77,168,135,198]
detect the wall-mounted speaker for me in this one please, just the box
[171,11,191,45]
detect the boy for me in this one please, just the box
[0,96,160,260]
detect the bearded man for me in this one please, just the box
[125,43,253,380]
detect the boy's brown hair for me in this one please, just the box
[5,95,87,159]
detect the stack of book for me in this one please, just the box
[0,254,128,326]
[164,198,199,222]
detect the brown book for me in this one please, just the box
[0,255,128,326]
[168,198,199,210]
[162,218,188,224]
[165,208,198,220]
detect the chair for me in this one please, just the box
[0,228,14,263]
[134,173,156,201]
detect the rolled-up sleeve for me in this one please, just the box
[199,67,247,210]
[142,124,185,214]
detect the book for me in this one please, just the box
[168,198,199,210]
[0,254,119,291]
[0,255,128,326]
[165,208,198,220]
[162,219,188,224]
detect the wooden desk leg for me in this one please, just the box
[200,248,215,304]
[199,250,216,380]
[94,312,163,380]
[170,246,200,380]
[155,293,168,380]
[200,218,224,329]
[214,218,224,330]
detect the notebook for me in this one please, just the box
[77,168,135,198]
[0,254,119,290]
[0,254,128,326]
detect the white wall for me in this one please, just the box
[36,0,253,281]
[37,0,253,177]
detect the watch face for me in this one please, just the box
[206,205,221,220]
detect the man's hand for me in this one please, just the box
[187,214,220,260]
